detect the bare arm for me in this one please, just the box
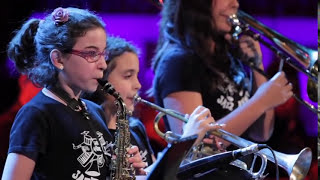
[247,64,275,141]
[224,34,288,141]
[163,91,267,144]
[163,72,292,144]
[163,91,203,135]
[2,153,35,180]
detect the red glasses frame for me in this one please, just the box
[69,49,109,63]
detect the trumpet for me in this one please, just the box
[134,95,312,180]
[229,10,319,114]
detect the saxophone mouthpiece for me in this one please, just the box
[97,79,117,97]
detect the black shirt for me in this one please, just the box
[9,91,112,180]
[153,44,251,130]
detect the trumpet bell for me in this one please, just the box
[259,147,312,180]
[289,147,312,180]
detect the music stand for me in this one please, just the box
[146,135,198,180]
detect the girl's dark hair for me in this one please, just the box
[104,36,139,79]
[7,7,106,87]
[151,0,239,90]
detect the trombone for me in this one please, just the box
[229,10,319,114]
[134,95,312,180]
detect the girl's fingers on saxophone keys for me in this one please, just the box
[128,154,142,163]
[132,161,147,169]
[130,153,147,170]
[127,145,145,168]
[127,145,139,155]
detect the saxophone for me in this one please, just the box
[98,80,136,180]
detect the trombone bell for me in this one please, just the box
[230,10,319,108]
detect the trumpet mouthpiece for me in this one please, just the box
[133,94,141,105]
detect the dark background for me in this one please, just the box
[0,0,318,179]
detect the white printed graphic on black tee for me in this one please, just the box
[216,79,250,111]
[140,149,149,166]
[72,130,151,179]
[72,131,110,179]
[238,90,250,107]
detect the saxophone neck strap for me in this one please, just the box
[48,84,110,162]
[47,84,90,119]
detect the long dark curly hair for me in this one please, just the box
[151,0,244,91]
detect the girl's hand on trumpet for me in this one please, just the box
[181,106,225,146]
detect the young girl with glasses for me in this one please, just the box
[2,7,145,180]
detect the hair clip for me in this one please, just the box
[52,7,69,26]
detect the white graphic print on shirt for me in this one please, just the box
[72,131,109,179]
[72,130,150,179]
[216,81,250,111]
[140,149,149,166]
[238,90,250,107]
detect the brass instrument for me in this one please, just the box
[98,81,135,180]
[229,10,319,114]
[134,95,312,180]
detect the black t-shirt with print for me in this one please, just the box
[153,44,251,131]
[8,91,113,180]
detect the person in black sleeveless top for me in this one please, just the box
[150,1,294,179]
[2,7,146,180]
[151,0,293,146]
